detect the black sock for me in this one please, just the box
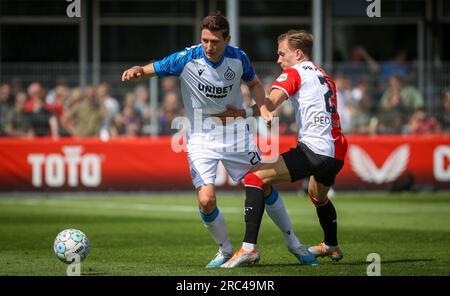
[243,186,265,244]
[316,200,338,247]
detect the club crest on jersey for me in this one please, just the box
[276,73,288,82]
[224,67,235,80]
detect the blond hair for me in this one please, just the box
[278,30,314,58]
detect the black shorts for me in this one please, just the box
[281,142,344,187]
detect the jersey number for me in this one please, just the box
[318,76,337,114]
[249,151,262,165]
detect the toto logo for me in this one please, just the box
[27,146,102,188]
[349,144,410,184]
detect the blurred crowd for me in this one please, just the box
[329,47,449,135]
[0,51,449,139]
[0,77,186,139]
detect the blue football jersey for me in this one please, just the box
[153,44,256,141]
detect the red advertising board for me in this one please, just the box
[0,136,449,191]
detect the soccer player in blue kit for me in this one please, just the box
[122,14,316,268]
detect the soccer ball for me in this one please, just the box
[53,229,90,264]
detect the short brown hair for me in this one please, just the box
[201,13,230,39]
[278,30,314,57]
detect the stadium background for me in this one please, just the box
[0,0,449,191]
[0,0,449,276]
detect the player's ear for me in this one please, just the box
[225,35,231,45]
[296,48,303,60]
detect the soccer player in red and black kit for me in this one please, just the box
[220,30,348,268]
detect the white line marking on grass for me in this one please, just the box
[0,199,243,214]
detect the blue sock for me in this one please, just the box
[199,207,220,223]
[265,187,279,205]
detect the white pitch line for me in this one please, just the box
[0,199,243,214]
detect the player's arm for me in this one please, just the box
[122,63,157,81]
[123,48,190,82]
[212,76,270,121]
[49,115,59,139]
[213,81,285,123]
[246,76,273,123]
[265,88,288,112]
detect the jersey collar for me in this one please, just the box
[201,47,226,69]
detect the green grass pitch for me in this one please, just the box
[0,192,449,276]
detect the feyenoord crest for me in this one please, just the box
[224,67,235,80]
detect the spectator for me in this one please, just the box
[62,86,106,137]
[160,77,179,97]
[45,79,68,106]
[97,82,120,136]
[275,100,297,135]
[376,89,405,134]
[4,92,32,137]
[48,85,71,136]
[437,89,450,132]
[158,91,183,135]
[110,106,142,138]
[110,92,142,137]
[380,74,423,116]
[10,77,23,98]
[335,75,353,133]
[134,84,149,117]
[50,85,70,117]
[0,82,13,136]
[66,87,82,111]
[337,46,379,83]
[24,82,50,112]
[404,108,441,135]
[349,93,375,134]
[25,87,59,138]
[379,49,411,85]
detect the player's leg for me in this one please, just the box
[222,155,317,267]
[220,155,289,268]
[307,168,344,261]
[263,185,305,256]
[252,158,317,266]
[188,151,233,268]
[197,184,234,268]
[241,157,292,250]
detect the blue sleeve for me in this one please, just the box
[153,50,191,77]
[238,50,256,82]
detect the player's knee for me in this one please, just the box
[263,184,272,197]
[308,191,328,206]
[198,195,216,213]
[244,172,265,189]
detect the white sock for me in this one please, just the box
[242,242,256,252]
[265,193,302,249]
[202,210,233,255]
[323,242,336,251]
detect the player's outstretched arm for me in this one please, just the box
[121,63,157,81]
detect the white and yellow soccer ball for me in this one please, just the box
[53,229,90,264]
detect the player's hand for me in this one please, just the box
[260,105,273,128]
[122,66,145,81]
[213,104,246,123]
